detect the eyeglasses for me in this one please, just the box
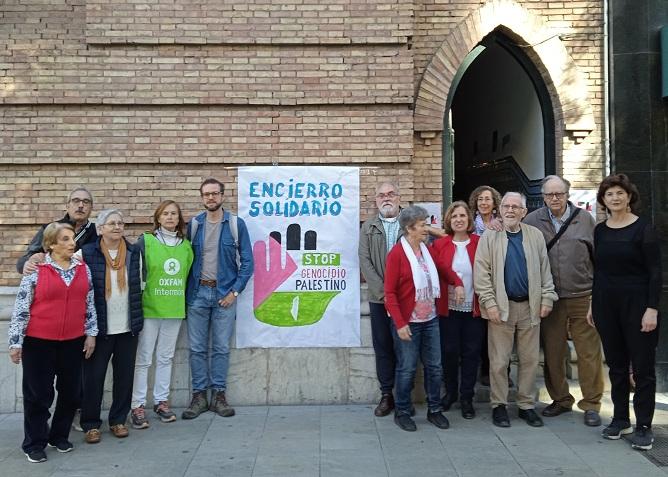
[201,192,222,198]
[376,192,398,200]
[104,221,125,228]
[543,192,567,199]
[70,198,92,206]
[501,204,524,211]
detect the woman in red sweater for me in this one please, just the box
[384,206,464,432]
[8,222,97,463]
[431,201,483,420]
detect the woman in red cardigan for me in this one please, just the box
[431,201,483,420]
[384,205,464,432]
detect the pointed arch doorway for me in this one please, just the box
[443,30,556,209]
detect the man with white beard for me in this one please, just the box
[359,181,403,417]
[474,192,558,428]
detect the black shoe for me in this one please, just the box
[460,400,475,419]
[374,393,394,417]
[394,413,417,432]
[518,408,544,427]
[631,425,654,450]
[492,405,511,428]
[601,419,633,440]
[25,449,47,463]
[410,405,416,417]
[47,440,74,453]
[427,411,450,429]
[441,393,457,411]
[583,410,601,427]
[541,401,572,417]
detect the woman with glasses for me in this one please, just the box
[130,201,193,429]
[80,209,144,444]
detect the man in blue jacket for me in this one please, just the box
[182,177,254,419]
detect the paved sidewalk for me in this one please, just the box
[1,398,667,477]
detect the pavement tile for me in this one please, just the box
[0,401,667,476]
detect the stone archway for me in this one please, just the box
[414,0,596,151]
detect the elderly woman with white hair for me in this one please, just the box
[80,209,144,444]
[384,205,465,432]
[8,222,97,463]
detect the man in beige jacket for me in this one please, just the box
[474,192,558,428]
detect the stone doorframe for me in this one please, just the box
[414,0,597,159]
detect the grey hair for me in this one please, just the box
[375,181,400,195]
[67,187,94,204]
[541,175,571,194]
[398,205,429,231]
[501,192,527,208]
[95,208,124,233]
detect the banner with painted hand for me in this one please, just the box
[236,166,360,348]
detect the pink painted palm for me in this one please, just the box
[252,236,298,308]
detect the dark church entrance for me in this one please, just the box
[443,30,556,211]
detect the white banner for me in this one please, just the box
[236,166,360,348]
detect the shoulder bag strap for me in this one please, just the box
[546,207,581,251]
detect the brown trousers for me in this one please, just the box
[541,295,604,411]
[488,301,539,410]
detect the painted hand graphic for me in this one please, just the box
[252,227,340,327]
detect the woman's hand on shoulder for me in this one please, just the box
[487,218,503,232]
[427,226,446,239]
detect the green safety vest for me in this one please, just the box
[142,233,194,319]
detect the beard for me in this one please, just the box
[205,202,223,212]
[380,204,399,218]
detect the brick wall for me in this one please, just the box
[0,0,606,286]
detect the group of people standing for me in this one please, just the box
[5,172,662,464]
[359,174,661,453]
[8,178,253,463]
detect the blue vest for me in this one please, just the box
[82,238,143,337]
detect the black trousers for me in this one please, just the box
[439,312,485,401]
[593,288,659,427]
[21,336,84,453]
[369,302,396,394]
[81,332,138,431]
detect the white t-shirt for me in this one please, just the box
[448,239,474,312]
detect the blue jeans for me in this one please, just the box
[392,318,443,416]
[187,286,236,393]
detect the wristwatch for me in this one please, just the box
[232,291,239,297]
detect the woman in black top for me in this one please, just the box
[586,174,661,451]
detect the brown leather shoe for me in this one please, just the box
[84,428,101,444]
[541,401,572,417]
[374,393,394,417]
[110,424,129,438]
